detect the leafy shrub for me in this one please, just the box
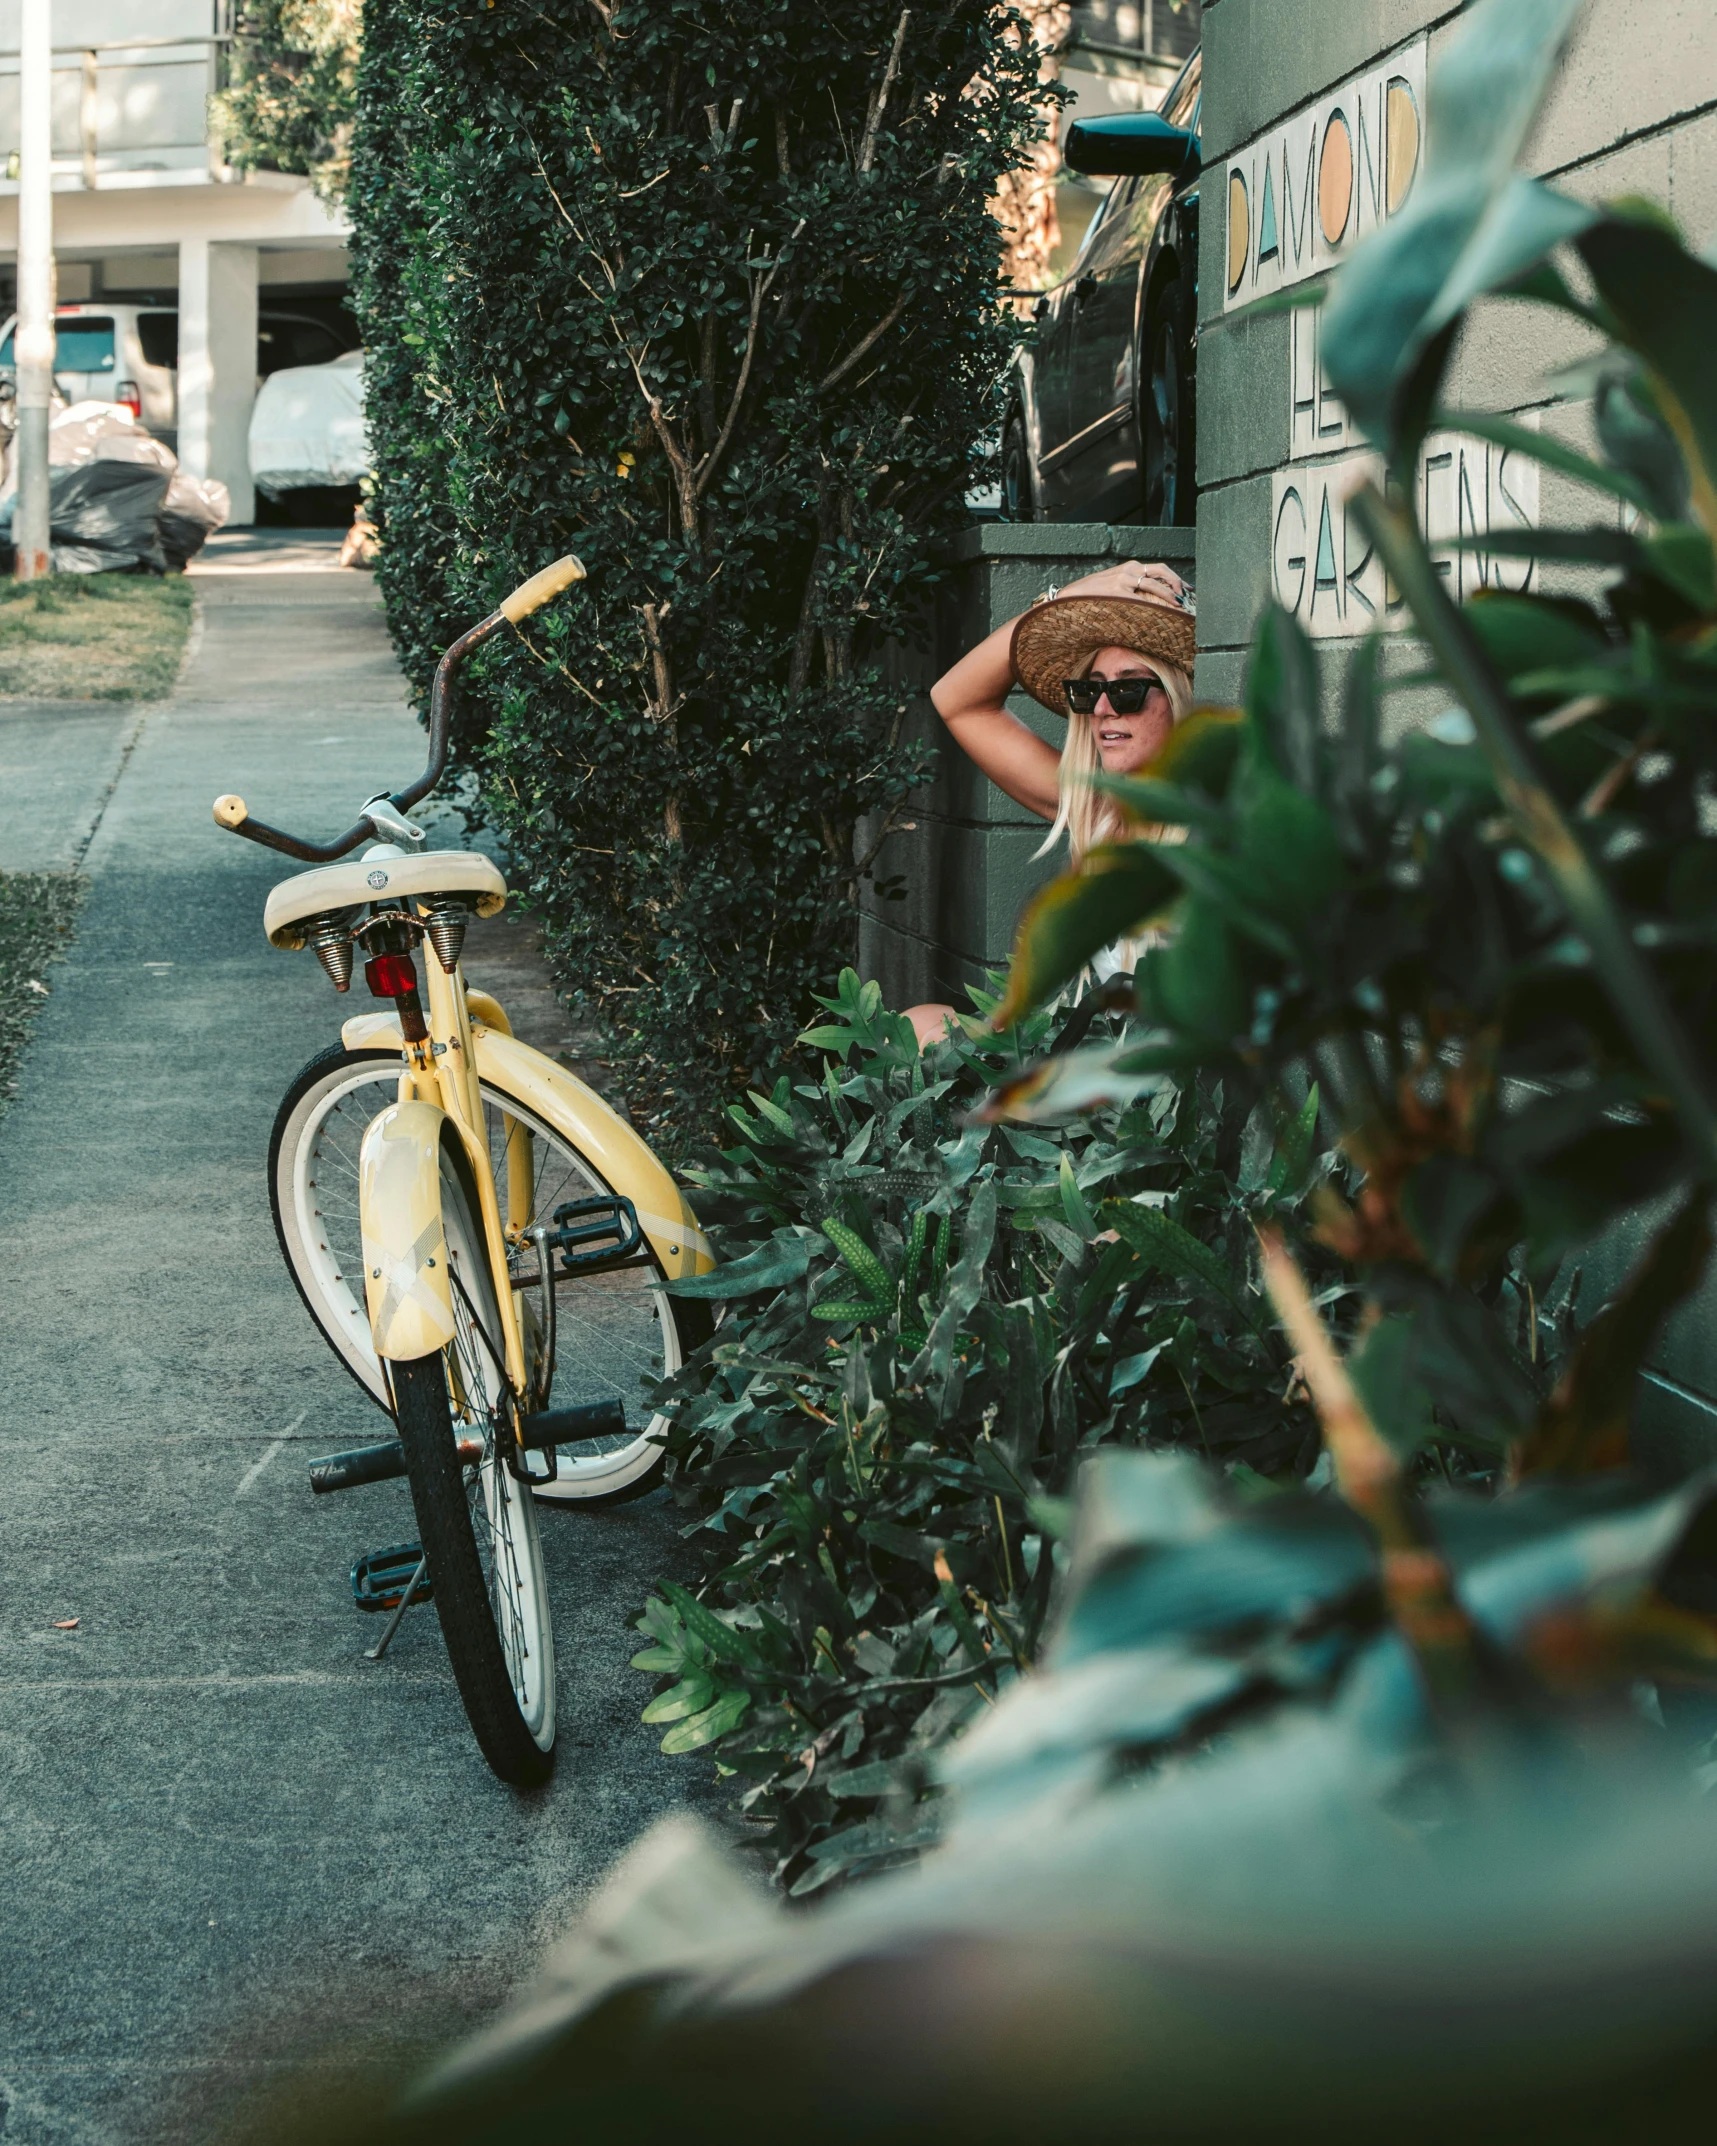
[211,0,361,203]
[634,0,1717,1894]
[347,2,1058,1149]
[634,969,1343,1891]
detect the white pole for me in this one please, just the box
[14,0,54,581]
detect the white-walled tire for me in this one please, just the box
[269,1045,707,1504]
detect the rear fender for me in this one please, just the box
[474,1029,713,1281]
[358,1099,458,1361]
[341,1013,712,1281]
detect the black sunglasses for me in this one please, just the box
[1063,674,1161,717]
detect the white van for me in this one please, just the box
[0,304,178,441]
[0,302,354,454]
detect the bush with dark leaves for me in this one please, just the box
[634,970,1341,1890]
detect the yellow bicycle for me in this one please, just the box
[214,557,711,1785]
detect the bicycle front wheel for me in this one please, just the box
[392,1137,555,1786]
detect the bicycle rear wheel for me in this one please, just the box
[271,1044,706,1502]
[392,1138,554,1786]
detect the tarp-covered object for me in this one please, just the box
[0,401,229,572]
[249,350,368,495]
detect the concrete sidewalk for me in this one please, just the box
[0,540,707,2143]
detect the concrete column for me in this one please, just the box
[177,236,258,524]
[13,0,54,579]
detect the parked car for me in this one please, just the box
[0,302,355,455]
[1004,50,1201,527]
[249,349,368,526]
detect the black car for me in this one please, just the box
[1003,50,1201,527]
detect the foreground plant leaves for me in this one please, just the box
[997,0,1717,1481]
[635,968,1338,1891]
[991,843,1178,1030]
[1577,210,1717,539]
[379,1449,1717,2146]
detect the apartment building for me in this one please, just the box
[0,0,351,520]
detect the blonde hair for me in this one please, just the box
[1034,659,1194,868]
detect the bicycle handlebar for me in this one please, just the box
[212,553,585,865]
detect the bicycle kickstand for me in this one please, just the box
[364,1554,429,1664]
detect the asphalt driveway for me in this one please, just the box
[0,534,709,2143]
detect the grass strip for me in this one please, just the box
[0,573,193,701]
[0,871,86,1118]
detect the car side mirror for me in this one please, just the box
[1063,112,1201,181]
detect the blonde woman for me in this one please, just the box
[903,559,1196,1047]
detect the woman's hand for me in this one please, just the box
[1058,560,1192,612]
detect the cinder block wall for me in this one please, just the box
[1194,0,1717,1473]
[858,523,1196,1014]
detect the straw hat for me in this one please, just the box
[1010,593,1196,720]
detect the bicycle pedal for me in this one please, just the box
[548,1194,644,1273]
[351,1542,433,1613]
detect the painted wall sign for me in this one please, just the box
[1270,430,1540,640]
[1289,299,1356,459]
[1225,37,1427,311]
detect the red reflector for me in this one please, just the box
[365,952,419,999]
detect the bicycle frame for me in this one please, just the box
[345,994,710,1281]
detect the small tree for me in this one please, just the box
[211,0,362,203]
[349,1,1058,1147]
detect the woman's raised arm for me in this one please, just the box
[928,560,1189,821]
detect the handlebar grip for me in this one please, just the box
[498,553,585,625]
[213,794,249,830]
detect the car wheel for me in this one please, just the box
[1001,404,1035,523]
[1141,276,1195,527]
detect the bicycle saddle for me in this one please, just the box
[264,849,507,950]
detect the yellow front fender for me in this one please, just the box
[358,1099,458,1360]
[341,1010,713,1282]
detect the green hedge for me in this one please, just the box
[349,2,1057,1147]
